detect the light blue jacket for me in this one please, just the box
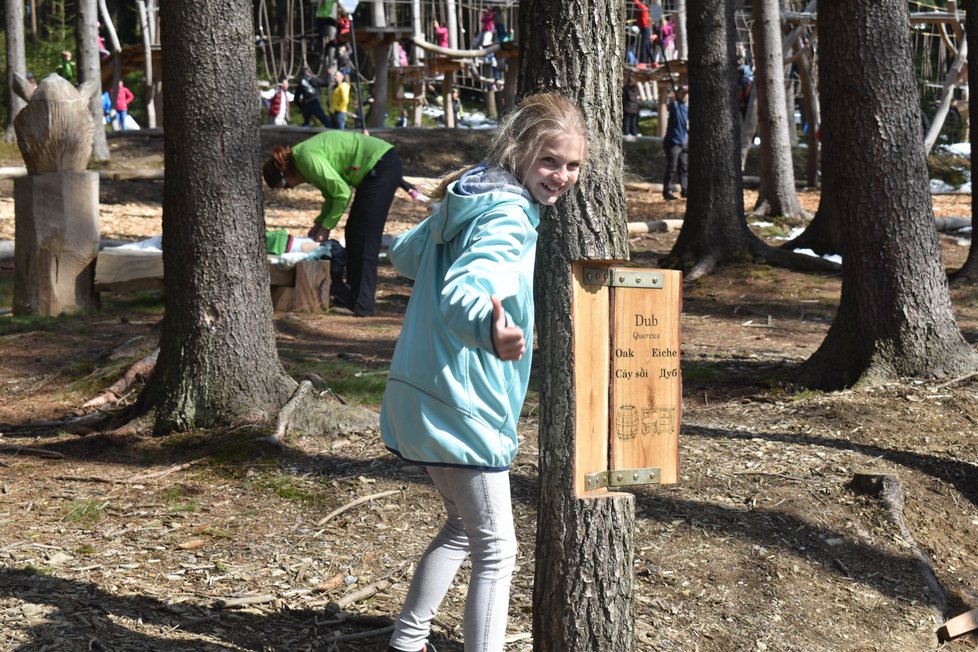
[380,167,539,470]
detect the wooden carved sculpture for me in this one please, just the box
[13,73,98,173]
[12,73,101,315]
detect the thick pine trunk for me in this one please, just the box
[799,0,978,389]
[4,0,27,143]
[519,1,633,650]
[146,0,295,433]
[668,0,757,279]
[77,0,109,161]
[953,0,978,281]
[751,0,804,218]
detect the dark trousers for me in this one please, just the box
[346,149,402,315]
[639,27,653,63]
[623,112,639,136]
[662,141,688,194]
[301,99,330,128]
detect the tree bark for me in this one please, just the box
[667,0,755,280]
[4,0,28,143]
[951,0,978,282]
[750,0,806,218]
[520,1,634,650]
[77,0,109,161]
[144,0,296,433]
[798,0,978,389]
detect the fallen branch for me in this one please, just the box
[935,370,978,389]
[316,490,400,526]
[217,594,277,608]
[125,458,205,483]
[54,458,206,485]
[327,579,391,613]
[325,625,394,643]
[0,445,65,460]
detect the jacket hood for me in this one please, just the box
[429,165,535,244]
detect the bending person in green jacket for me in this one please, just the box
[263,131,407,316]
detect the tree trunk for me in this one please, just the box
[798,0,978,389]
[77,0,109,161]
[667,0,758,280]
[144,0,296,433]
[750,0,805,218]
[674,0,688,60]
[739,81,757,169]
[953,0,978,281]
[137,0,157,129]
[520,1,634,650]
[5,0,28,143]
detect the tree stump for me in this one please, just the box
[11,73,100,316]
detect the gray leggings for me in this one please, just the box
[390,466,517,652]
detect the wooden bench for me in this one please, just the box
[94,247,330,313]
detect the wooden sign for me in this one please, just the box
[608,268,682,485]
[571,262,682,496]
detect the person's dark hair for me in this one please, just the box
[262,145,294,188]
[428,92,589,201]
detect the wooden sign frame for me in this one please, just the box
[571,261,682,497]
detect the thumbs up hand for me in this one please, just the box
[490,296,525,361]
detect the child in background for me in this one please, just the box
[330,72,351,129]
[57,51,76,83]
[111,80,135,131]
[268,76,290,125]
[380,92,589,652]
[262,130,415,316]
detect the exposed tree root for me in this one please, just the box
[751,239,840,273]
[82,348,159,410]
[850,472,947,621]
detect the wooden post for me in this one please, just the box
[442,73,455,128]
[13,172,99,314]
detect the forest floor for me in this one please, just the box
[0,132,978,651]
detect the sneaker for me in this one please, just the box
[680,189,688,198]
[408,188,430,203]
[663,192,677,201]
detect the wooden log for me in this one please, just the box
[627,220,684,235]
[938,607,978,640]
[13,172,100,315]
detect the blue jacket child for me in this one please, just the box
[380,166,538,471]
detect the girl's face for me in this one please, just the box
[521,133,585,206]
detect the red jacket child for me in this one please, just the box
[112,82,134,111]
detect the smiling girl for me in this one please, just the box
[381,92,588,652]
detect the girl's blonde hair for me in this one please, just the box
[429,92,588,201]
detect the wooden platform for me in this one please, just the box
[94,248,330,313]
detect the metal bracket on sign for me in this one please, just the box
[584,467,662,491]
[582,267,664,289]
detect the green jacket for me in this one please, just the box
[58,59,76,83]
[291,131,394,229]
